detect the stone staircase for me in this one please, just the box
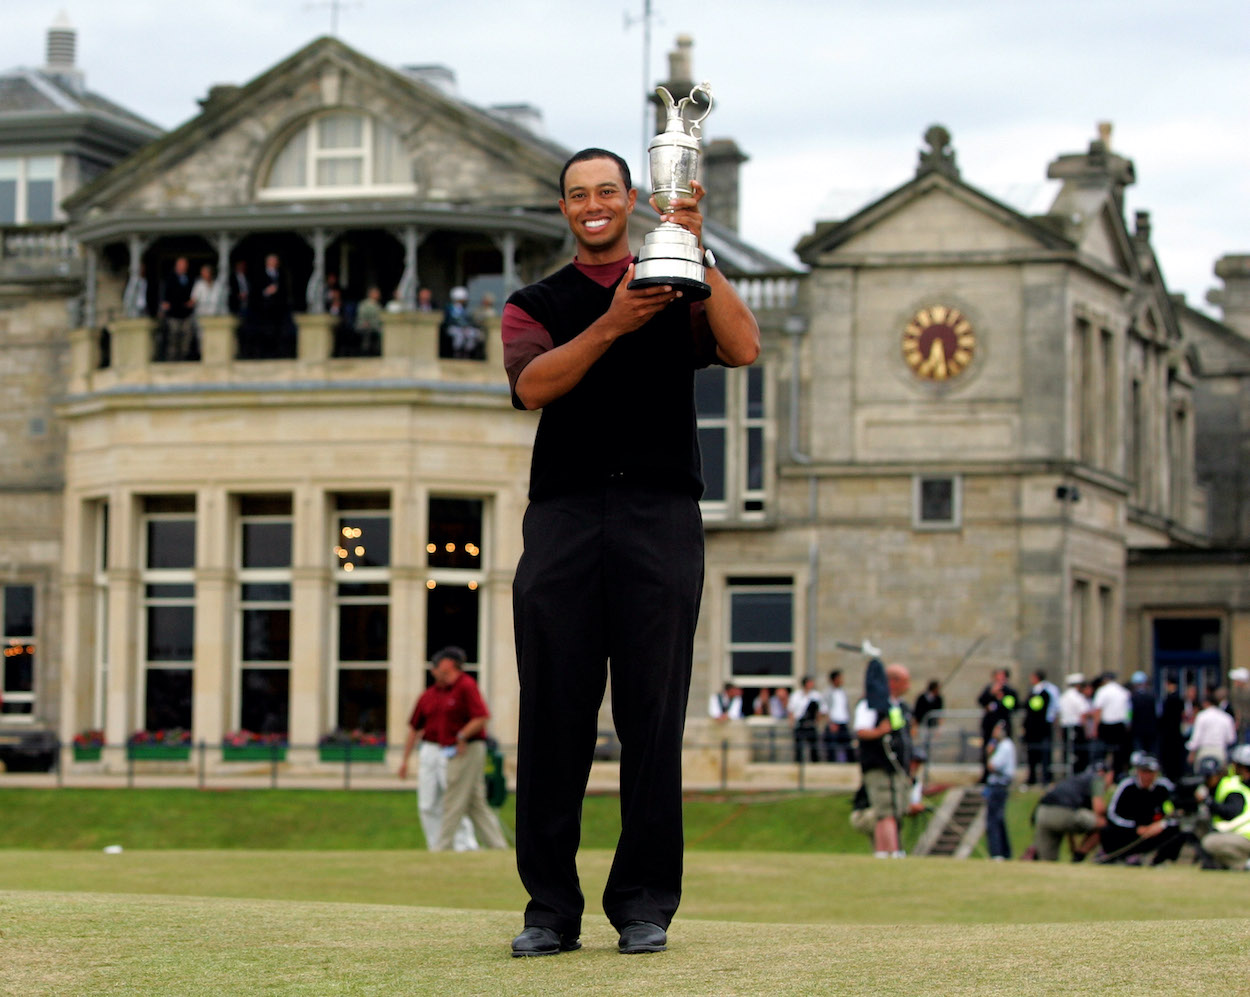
[913,786,986,858]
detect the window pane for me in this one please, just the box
[316,157,363,187]
[746,426,764,491]
[317,114,363,149]
[25,180,53,223]
[339,603,388,661]
[242,522,292,568]
[146,584,195,599]
[267,129,307,187]
[241,668,290,734]
[425,583,479,663]
[427,498,483,569]
[241,583,291,602]
[336,516,390,568]
[148,520,195,569]
[731,650,792,677]
[746,366,765,418]
[337,582,389,598]
[242,608,290,662]
[145,668,192,730]
[4,646,33,692]
[147,606,194,661]
[919,478,954,522]
[373,121,406,183]
[699,426,726,502]
[730,592,793,644]
[337,668,387,731]
[0,177,14,224]
[695,366,727,417]
[4,586,34,636]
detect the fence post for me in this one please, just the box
[127,745,134,789]
[270,744,279,789]
[198,741,206,789]
[344,743,351,791]
[55,737,63,788]
[720,738,728,792]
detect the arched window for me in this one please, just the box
[260,112,413,199]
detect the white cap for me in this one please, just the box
[1229,667,1250,682]
[1066,673,1084,685]
[450,286,468,301]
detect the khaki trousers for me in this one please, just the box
[436,738,507,852]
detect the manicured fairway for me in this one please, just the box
[2,850,1246,996]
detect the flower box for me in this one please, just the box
[222,744,287,762]
[127,743,192,761]
[318,744,386,763]
[72,745,103,762]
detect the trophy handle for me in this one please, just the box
[679,83,714,139]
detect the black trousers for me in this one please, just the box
[512,483,704,936]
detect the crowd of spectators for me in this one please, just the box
[146,255,495,362]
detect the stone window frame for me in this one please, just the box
[257,111,415,201]
[723,575,796,704]
[0,154,59,225]
[140,497,197,731]
[697,363,770,523]
[234,495,294,734]
[912,474,962,531]
[0,583,37,720]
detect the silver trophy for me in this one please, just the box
[628,83,714,301]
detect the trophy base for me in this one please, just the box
[627,272,711,301]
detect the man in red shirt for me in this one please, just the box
[398,646,507,852]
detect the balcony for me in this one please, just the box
[65,311,506,403]
[0,224,81,283]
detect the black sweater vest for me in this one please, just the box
[509,263,703,501]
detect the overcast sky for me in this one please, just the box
[5,1,1247,313]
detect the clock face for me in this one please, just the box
[902,305,975,381]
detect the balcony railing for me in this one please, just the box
[68,311,503,398]
[0,223,80,279]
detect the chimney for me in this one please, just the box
[44,11,84,93]
[402,64,458,97]
[489,103,545,136]
[647,36,748,233]
[1209,255,1250,339]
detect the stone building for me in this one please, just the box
[2,20,1247,773]
[0,27,792,768]
[0,16,159,763]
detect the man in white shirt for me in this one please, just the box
[1187,690,1237,767]
[822,669,852,763]
[1058,673,1092,774]
[708,683,743,723]
[1092,672,1132,775]
[789,676,824,763]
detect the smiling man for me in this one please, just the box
[503,148,758,957]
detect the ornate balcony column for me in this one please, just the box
[492,230,518,296]
[306,227,327,314]
[393,224,423,310]
[121,234,151,319]
[83,245,98,329]
[211,231,232,316]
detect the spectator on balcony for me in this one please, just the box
[441,286,485,360]
[122,261,149,318]
[790,676,823,764]
[228,259,250,319]
[354,286,385,356]
[159,257,196,361]
[708,682,742,723]
[255,253,295,357]
[416,286,436,312]
[475,291,498,330]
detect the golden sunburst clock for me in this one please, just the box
[902,305,975,381]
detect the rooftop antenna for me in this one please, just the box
[305,0,362,36]
[624,0,657,188]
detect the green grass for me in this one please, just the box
[1,851,1245,996]
[0,786,1037,854]
[0,787,1239,996]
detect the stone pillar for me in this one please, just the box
[298,313,333,362]
[198,315,236,366]
[212,232,232,317]
[495,231,518,296]
[307,228,327,315]
[289,485,329,761]
[191,488,232,752]
[110,317,153,371]
[388,483,425,759]
[395,225,420,310]
[83,245,98,330]
[1210,255,1250,339]
[102,490,139,769]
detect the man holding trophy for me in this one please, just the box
[503,84,759,957]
